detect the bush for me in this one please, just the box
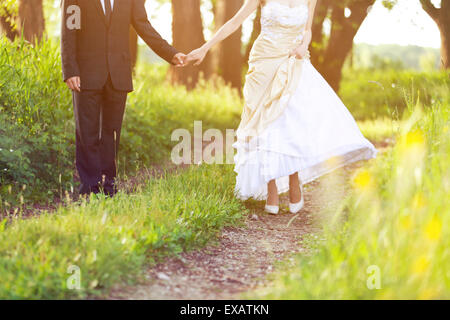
[0,38,74,204]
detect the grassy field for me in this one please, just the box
[121,64,241,173]
[251,98,449,299]
[357,117,401,144]
[0,164,245,299]
[340,68,449,120]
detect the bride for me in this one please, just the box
[186,0,377,215]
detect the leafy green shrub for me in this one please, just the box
[0,37,74,204]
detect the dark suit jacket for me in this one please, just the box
[61,0,178,92]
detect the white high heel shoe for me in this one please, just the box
[264,204,280,215]
[289,184,304,214]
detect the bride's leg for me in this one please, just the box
[289,172,302,203]
[267,180,279,206]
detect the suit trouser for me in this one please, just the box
[73,76,127,194]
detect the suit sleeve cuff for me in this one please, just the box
[62,70,80,82]
[166,48,180,65]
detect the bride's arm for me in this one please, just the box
[290,0,318,59]
[187,0,260,65]
[302,0,318,48]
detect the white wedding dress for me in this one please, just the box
[233,2,378,201]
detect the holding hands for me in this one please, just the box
[173,46,208,67]
[177,33,311,68]
[185,47,208,66]
[172,52,188,67]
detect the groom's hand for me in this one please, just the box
[186,47,208,66]
[172,53,187,67]
[65,76,81,92]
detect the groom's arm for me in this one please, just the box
[61,0,80,82]
[131,0,179,64]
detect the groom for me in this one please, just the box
[61,0,186,196]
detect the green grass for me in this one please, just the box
[251,98,450,299]
[340,68,449,120]
[357,118,401,144]
[0,164,245,299]
[120,64,242,172]
[0,37,74,203]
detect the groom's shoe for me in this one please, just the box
[79,184,100,197]
[103,179,118,198]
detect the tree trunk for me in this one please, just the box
[170,0,211,89]
[440,17,450,69]
[215,0,243,89]
[319,0,375,91]
[420,0,450,69]
[18,0,45,43]
[310,0,332,68]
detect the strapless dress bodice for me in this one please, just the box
[260,2,309,43]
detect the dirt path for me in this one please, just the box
[109,163,359,300]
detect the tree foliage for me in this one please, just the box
[0,0,45,42]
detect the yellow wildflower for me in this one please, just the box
[412,255,430,274]
[405,130,425,148]
[425,216,442,241]
[353,169,372,190]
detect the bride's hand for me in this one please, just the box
[289,44,309,60]
[186,47,208,66]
